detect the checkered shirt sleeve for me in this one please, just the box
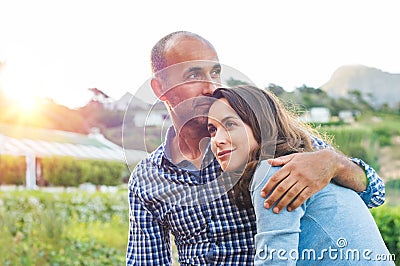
[311,135,385,208]
[126,169,172,265]
[126,191,172,265]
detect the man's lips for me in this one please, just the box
[194,99,212,108]
[195,102,211,108]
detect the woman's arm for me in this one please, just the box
[251,161,305,265]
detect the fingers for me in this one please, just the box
[263,176,297,213]
[266,184,314,213]
[267,154,294,167]
[269,182,305,214]
[260,167,291,198]
[262,152,331,213]
[287,187,313,212]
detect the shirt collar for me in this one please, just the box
[162,126,215,171]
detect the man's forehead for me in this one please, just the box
[178,60,220,70]
[156,60,221,75]
[164,37,219,66]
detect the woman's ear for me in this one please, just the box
[151,78,167,101]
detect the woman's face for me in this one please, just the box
[207,98,258,172]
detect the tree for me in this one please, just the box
[348,89,373,111]
[88,88,111,103]
[226,77,249,87]
[266,83,285,96]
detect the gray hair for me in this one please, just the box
[150,31,216,74]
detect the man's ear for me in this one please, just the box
[151,78,167,101]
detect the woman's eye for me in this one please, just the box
[225,121,235,128]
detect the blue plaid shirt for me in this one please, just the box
[126,129,385,265]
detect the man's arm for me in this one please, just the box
[348,157,385,208]
[126,183,171,265]
[260,137,385,213]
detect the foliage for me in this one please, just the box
[348,89,374,112]
[0,190,398,265]
[317,126,380,171]
[0,155,127,187]
[0,155,26,185]
[386,188,400,207]
[0,190,128,265]
[225,77,249,87]
[387,180,400,190]
[371,205,400,264]
[373,126,393,147]
[266,83,285,97]
[42,157,127,186]
[270,85,378,117]
[313,113,400,174]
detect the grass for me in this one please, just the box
[0,188,399,265]
[0,190,128,265]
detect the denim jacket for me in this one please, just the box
[251,161,394,265]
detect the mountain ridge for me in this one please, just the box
[320,65,400,107]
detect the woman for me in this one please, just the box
[207,85,393,265]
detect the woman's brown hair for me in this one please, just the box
[211,85,319,208]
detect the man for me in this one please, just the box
[127,31,385,265]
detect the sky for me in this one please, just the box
[0,0,399,108]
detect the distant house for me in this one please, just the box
[102,92,171,127]
[338,110,354,123]
[338,110,360,123]
[0,124,147,189]
[299,107,331,123]
[133,101,170,127]
[104,92,150,111]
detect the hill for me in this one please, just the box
[321,65,400,108]
[0,97,91,134]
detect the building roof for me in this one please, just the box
[0,124,147,163]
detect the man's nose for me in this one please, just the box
[202,79,218,95]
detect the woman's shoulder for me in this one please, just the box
[250,160,281,193]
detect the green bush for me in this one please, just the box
[320,126,380,171]
[0,191,398,265]
[387,180,400,190]
[371,205,400,264]
[42,157,126,186]
[0,155,26,185]
[323,127,369,150]
[0,191,128,265]
[373,126,393,146]
[0,155,127,187]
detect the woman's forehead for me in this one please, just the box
[209,98,238,119]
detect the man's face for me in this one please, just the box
[155,38,221,126]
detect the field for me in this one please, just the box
[1,114,399,265]
[0,190,128,265]
[0,189,399,265]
